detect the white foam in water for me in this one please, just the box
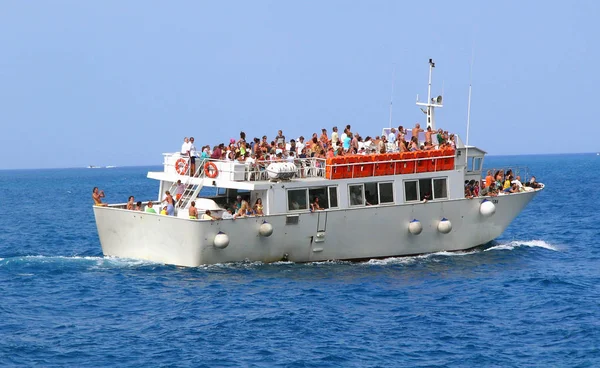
[364,249,481,266]
[485,239,560,252]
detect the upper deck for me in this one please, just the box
[148,148,459,190]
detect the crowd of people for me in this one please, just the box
[178,123,457,174]
[187,195,265,220]
[465,170,542,198]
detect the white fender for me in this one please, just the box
[437,218,452,234]
[259,221,273,237]
[213,231,230,249]
[408,219,423,235]
[479,199,496,217]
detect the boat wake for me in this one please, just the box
[484,239,560,252]
[0,255,161,269]
[0,240,559,271]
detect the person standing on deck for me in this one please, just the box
[163,191,175,216]
[188,201,198,219]
[412,123,424,145]
[189,137,197,176]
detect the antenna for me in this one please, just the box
[388,64,396,129]
[465,46,475,170]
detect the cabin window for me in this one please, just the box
[474,157,482,171]
[348,184,364,206]
[378,182,394,204]
[287,189,308,211]
[309,187,328,209]
[349,182,394,206]
[364,182,379,205]
[419,179,433,201]
[433,178,448,199]
[328,186,338,208]
[404,178,447,202]
[404,180,418,202]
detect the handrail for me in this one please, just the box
[158,150,455,181]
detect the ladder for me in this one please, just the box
[165,162,205,214]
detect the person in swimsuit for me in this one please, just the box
[163,191,175,216]
[126,196,135,210]
[311,197,323,211]
[188,201,198,219]
[135,201,143,211]
[254,198,264,216]
[92,187,107,206]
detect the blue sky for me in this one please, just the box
[0,1,597,169]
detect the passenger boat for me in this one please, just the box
[93,60,544,267]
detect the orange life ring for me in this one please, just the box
[205,162,219,178]
[176,158,189,175]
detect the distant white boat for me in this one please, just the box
[87,165,101,169]
[105,166,117,168]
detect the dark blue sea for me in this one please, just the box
[1,154,599,367]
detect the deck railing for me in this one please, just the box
[159,149,456,182]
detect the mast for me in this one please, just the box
[416,59,443,131]
[388,64,396,129]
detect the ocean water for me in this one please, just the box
[1,154,599,367]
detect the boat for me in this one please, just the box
[93,60,544,267]
[88,165,101,169]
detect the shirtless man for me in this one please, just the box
[92,187,107,206]
[412,123,424,144]
[425,126,435,145]
[188,201,198,219]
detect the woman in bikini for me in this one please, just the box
[126,196,135,210]
[254,198,264,216]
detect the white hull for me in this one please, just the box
[94,190,539,267]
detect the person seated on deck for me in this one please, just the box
[494,170,503,188]
[160,206,168,215]
[92,187,108,206]
[126,196,135,210]
[503,175,513,190]
[254,198,264,216]
[480,182,495,197]
[188,201,198,219]
[237,197,250,217]
[135,201,143,211]
[145,201,157,214]
[503,183,519,194]
[410,136,419,151]
[201,210,216,220]
[512,176,524,191]
[221,208,236,220]
[527,176,542,189]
